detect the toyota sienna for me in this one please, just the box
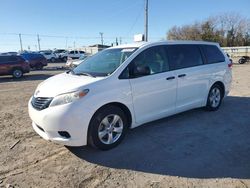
[28,41,232,150]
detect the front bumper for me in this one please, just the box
[28,98,94,146]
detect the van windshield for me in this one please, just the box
[72,48,137,77]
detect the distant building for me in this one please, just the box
[81,44,110,55]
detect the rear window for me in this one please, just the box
[31,53,43,58]
[167,45,203,70]
[201,45,225,64]
[21,54,31,60]
[55,50,65,53]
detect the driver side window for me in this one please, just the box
[129,45,169,78]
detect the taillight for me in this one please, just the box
[228,62,233,68]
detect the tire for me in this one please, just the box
[35,63,43,70]
[63,57,68,62]
[12,69,23,78]
[88,105,128,150]
[206,84,223,111]
[50,57,56,63]
[239,59,246,64]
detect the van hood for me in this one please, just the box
[34,72,103,97]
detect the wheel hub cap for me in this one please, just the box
[98,114,123,145]
[209,88,221,108]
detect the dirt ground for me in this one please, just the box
[0,62,250,188]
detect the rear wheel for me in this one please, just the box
[239,58,246,64]
[12,69,23,78]
[88,105,128,150]
[206,84,223,111]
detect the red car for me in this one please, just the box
[0,55,30,78]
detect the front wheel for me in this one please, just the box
[206,84,223,111]
[50,57,56,63]
[88,106,128,150]
[12,69,23,78]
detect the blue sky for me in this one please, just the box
[0,0,249,52]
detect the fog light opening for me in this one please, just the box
[58,131,71,139]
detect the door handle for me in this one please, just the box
[166,76,175,80]
[178,74,186,78]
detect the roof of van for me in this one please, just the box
[110,40,219,49]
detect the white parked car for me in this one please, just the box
[28,41,232,150]
[65,55,88,68]
[39,51,58,62]
[61,50,85,62]
[53,49,67,60]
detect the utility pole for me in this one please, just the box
[19,33,23,52]
[119,37,122,45]
[37,34,41,51]
[144,0,148,42]
[99,32,104,45]
[116,37,118,46]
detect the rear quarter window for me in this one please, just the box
[0,56,8,63]
[201,45,225,64]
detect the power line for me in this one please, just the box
[127,1,144,36]
[0,32,135,40]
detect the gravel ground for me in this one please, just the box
[0,63,250,188]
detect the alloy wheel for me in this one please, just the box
[209,87,221,108]
[98,114,123,145]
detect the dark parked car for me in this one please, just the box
[21,53,48,70]
[0,55,30,78]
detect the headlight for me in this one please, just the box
[50,89,89,107]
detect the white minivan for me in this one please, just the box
[28,41,232,150]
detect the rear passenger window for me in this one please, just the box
[9,56,18,61]
[167,45,203,70]
[201,45,225,64]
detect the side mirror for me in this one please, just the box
[133,65,150,77]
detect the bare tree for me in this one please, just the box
[166,13,250,47]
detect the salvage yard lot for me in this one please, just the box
[0,63,250,187]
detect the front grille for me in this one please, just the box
[31,96,53,111]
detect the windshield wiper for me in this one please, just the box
[66,69,75,75]
[75,72,96,78]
